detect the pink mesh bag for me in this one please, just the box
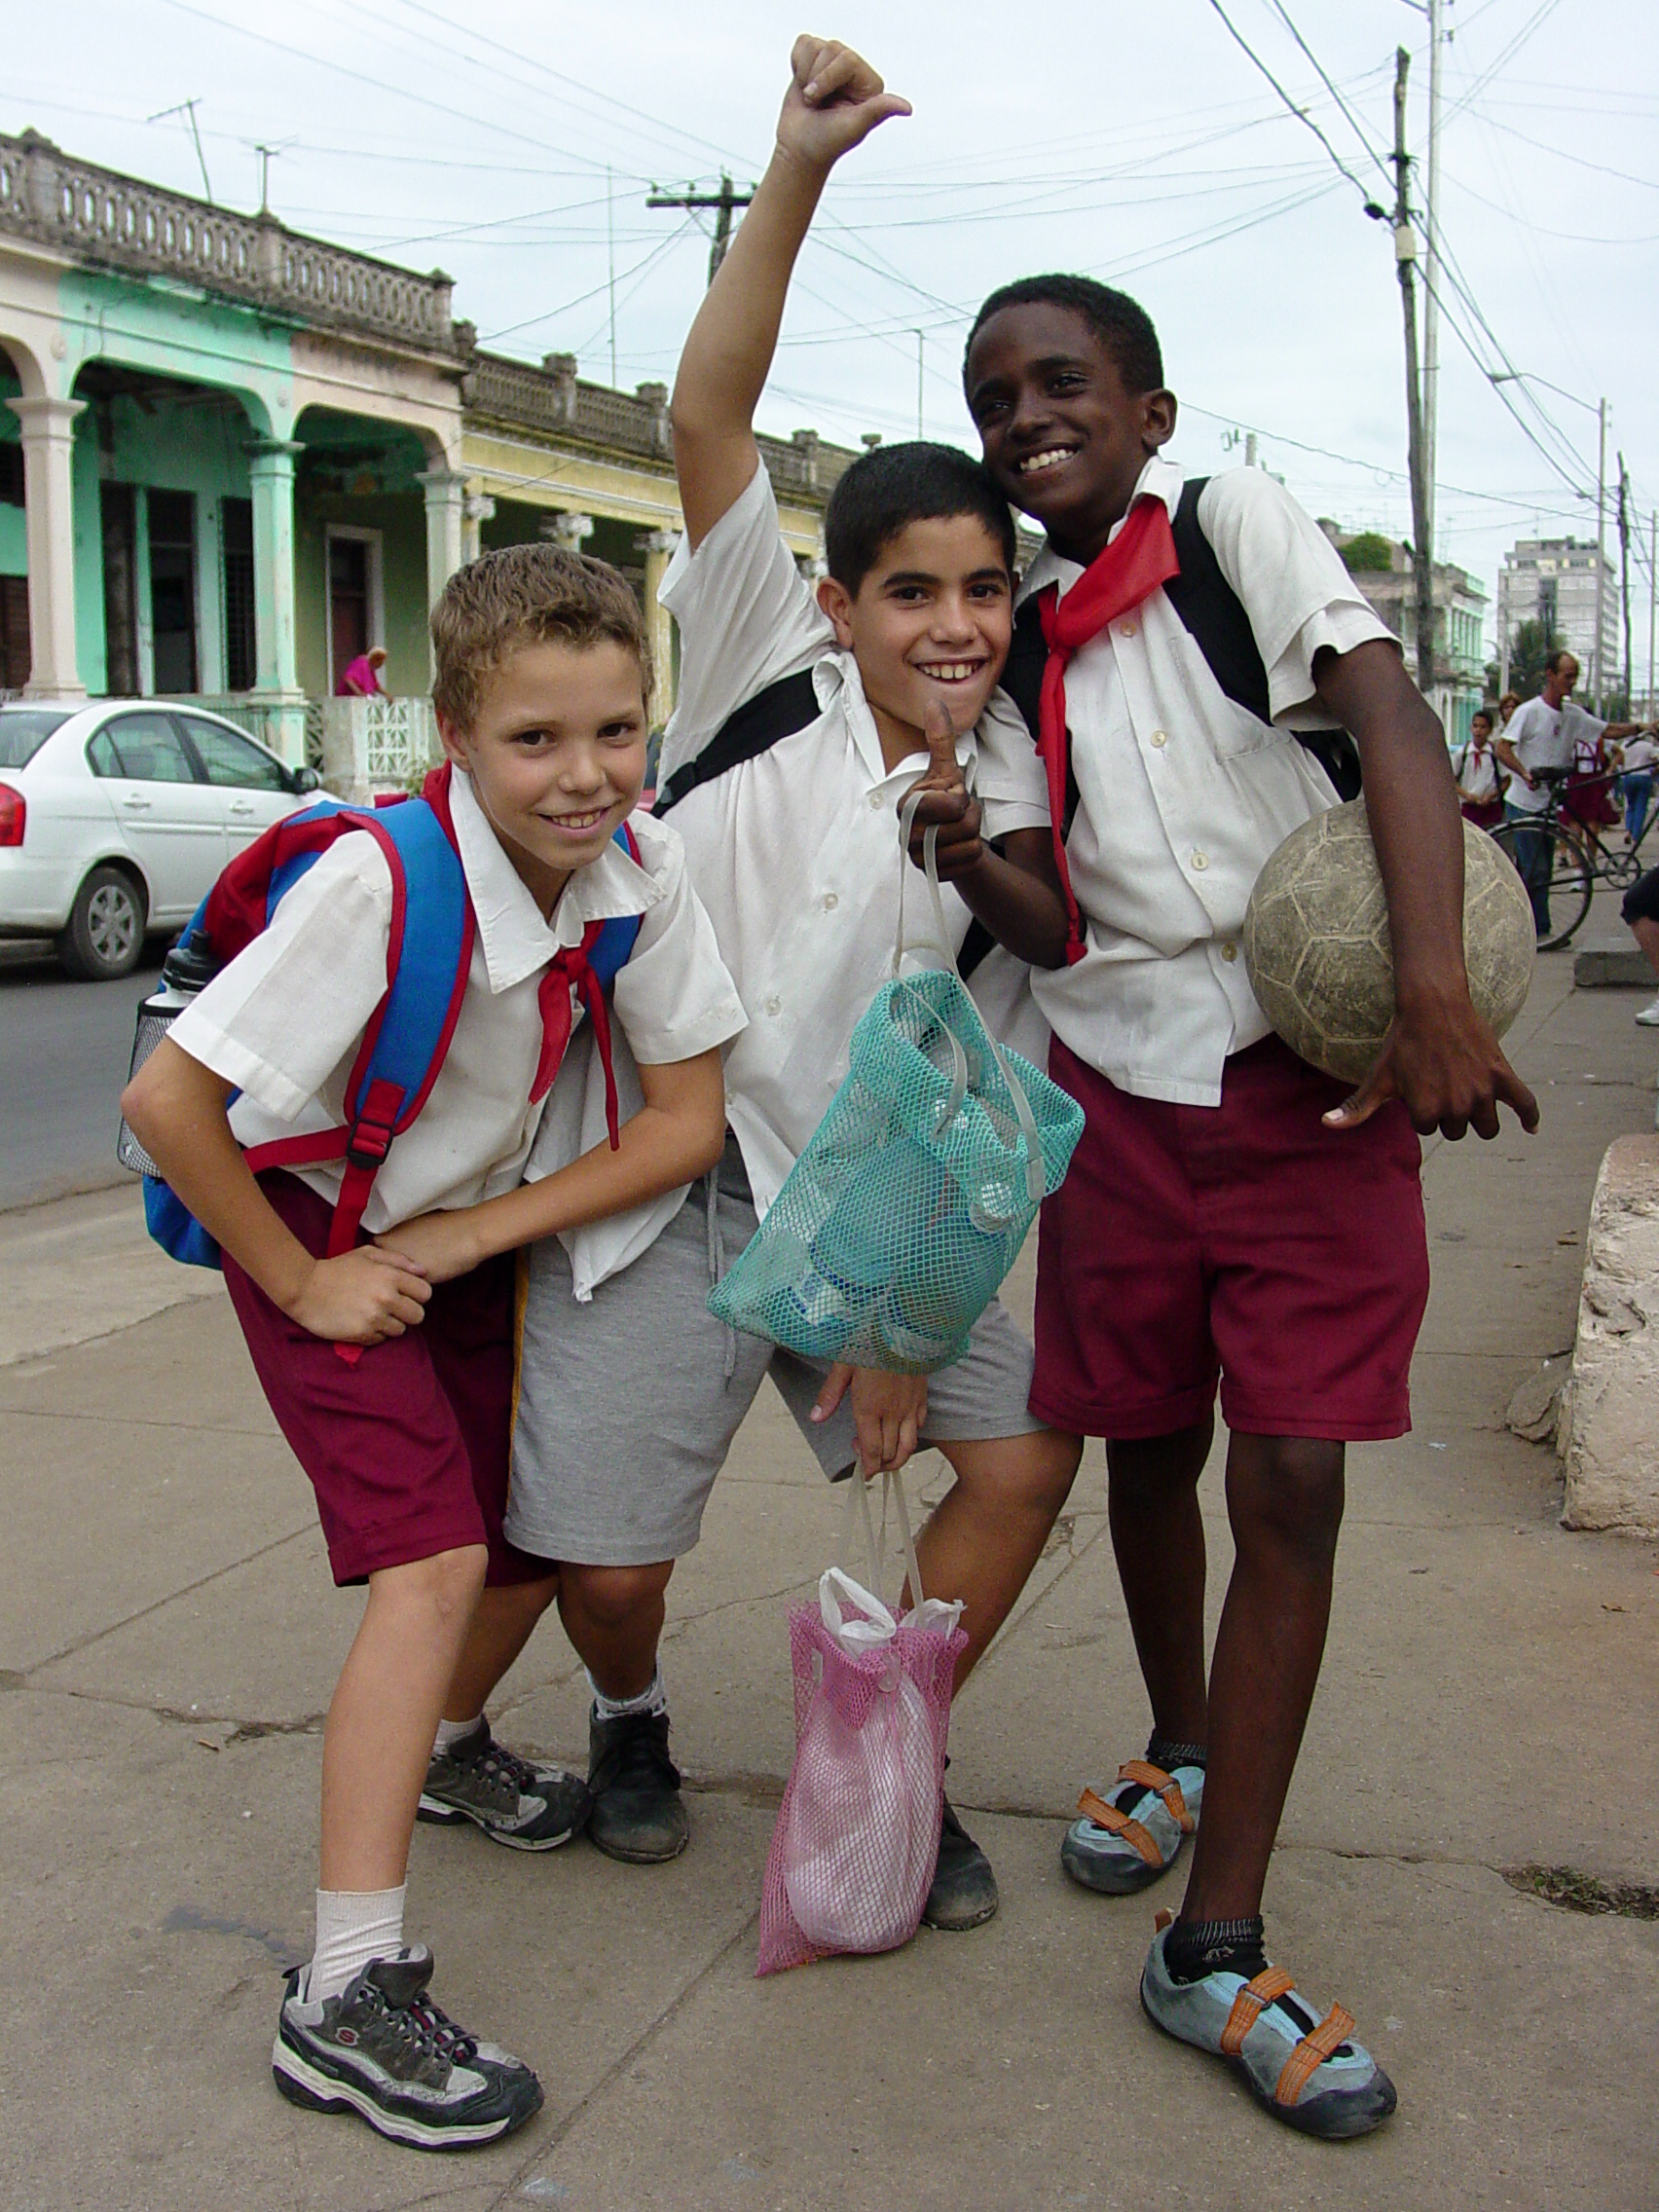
[757,1472,966,1975]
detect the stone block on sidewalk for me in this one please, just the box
[1562,1133,1659,1534]
[1572,939,1653,989]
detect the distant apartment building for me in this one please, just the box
[1317,522,1488,746]
[1496,536,1619,698]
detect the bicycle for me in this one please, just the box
[1489,766,1658,951]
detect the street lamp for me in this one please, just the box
[1490,371,1610,711]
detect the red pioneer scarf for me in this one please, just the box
[1035,494,1180,963]
[534,932,621,1146]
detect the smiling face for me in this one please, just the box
[815,514,1012,767]
[439,637,648,915]
[965,301,1176,565]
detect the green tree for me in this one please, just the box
[1341,531,1395,573]
[1509,617,1567,699]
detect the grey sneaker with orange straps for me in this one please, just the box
[1061,1753,1203,1895]
[1139,1914,1396,2140]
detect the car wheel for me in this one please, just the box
[58,866,147,980]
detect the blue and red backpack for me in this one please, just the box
[141,761,643,1273]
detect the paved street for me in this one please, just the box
[2,937,1657,2211]
[0,942,163,1210]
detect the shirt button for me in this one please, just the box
[867,791,884,811]
[1190,850,1209,871]
[1120,621,1137,639]
[823,891,838,910]
[1150,729,1167,749]
[764,995,783,1017]
[1221,940,1237,962]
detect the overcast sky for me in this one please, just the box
[11,0,1658,674]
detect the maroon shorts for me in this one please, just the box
[222,1173,545,1588]
[1031,1034,1429,1443]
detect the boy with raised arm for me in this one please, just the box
[122,545,743,2150]
[502,36,1079,1931]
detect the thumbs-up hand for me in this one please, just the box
[903,698,984,880]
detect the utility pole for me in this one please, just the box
[1594,396,1608,711]
[1390,48,1436,699]
[647,174,755,289]
[1422,0,1444,550]
[606,167,617,387]
[1617,455,1633,711]
[148,98,212,203]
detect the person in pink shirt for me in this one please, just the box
[337,645,387,698]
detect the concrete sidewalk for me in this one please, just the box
[3,943,1657,2212]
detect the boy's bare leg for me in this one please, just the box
[1177,1433,1344,1924]
[441,1573,560,1721]
[910,1429,1083,1685]
[1105,1420,1213,1747]
[556,1562,675,1700]
[320,1543,487,1890]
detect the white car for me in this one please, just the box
[0,699,318,979]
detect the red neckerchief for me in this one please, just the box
[534,932,621,1146]
[1034,494,1180,963]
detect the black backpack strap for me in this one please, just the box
[1166,474,1361,801]
[654,667,821,815]
[1003,594,1081,835]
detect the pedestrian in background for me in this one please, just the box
[1454,706,1505,830]
[337,644,388,698]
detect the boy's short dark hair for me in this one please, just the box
[1471,707,1493,729]
[964,275,1164,397]
[431,540,650,732]
[823,440,1016,596]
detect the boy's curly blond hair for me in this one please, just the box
[430,541,651,733]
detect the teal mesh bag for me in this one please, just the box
[709,797,1086,1375]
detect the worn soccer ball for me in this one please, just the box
[1242,799,1535,1086]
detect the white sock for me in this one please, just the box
[589,1666,666,1721]
[307,1885,406,2004]
[432,1711,485,1757]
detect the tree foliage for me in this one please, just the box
[1508,617,1567,700]
[1340,531,1395,574]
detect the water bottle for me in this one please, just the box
[115,934,220,1176]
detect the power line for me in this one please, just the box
[1201,0,1381,204]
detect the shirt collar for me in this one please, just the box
[448,769,662,993]
[812,647,981,791]
[1015,452,1186,608]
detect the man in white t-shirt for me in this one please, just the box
[1495,651,1653,934]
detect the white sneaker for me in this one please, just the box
[1636,993,1659,1027]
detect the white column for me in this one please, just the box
[7,395,86,701]
[245,437,307,763]
[639,528,678,727]
[419,465,467,613]
[545,510,594,554]
[461,486,495,567]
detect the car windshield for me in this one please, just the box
[0,709,71,768]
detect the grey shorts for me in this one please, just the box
[504,1138,1044,1567]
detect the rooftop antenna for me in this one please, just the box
[252,142,281,215]
[148,98,213,203]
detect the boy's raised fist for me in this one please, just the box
[779,36,910,169]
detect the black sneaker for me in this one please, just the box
[272,1946,542,2151]
[418,1720,592,1852]
[921,1796,1000,1931]
[586,1706,689,1863]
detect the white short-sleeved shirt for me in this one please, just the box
[1502,695,1573,815]
[169,766,745,1238]
[1020,455,1395,1107]
[657,460,1052,1218]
